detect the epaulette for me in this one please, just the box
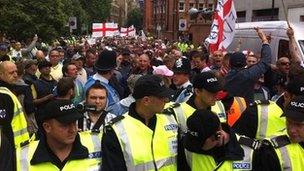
[20,140,30,147]
[249,100,270,106]
[106,115,125,126]
[270,135,291,149]
[163,103,180,115]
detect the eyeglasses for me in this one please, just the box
[280,62,290,66]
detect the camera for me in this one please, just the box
[76,103,97,113]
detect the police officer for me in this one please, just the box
[184,109,260,170]
[0,126,14,171]
[16,99,101,170]
[165,71,225,135]
[257,95,304,170]
[102,75,178,170]
[0,61,29,148]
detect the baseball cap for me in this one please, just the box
[193,71,223,93]
[286,77,304,96]
[152,65,174,77]
[133,75,174,99]
[281,96,304,122]
[38,60,52,70]
[229,52,246,68]
[40,99,83,123]
[184,109,220,152]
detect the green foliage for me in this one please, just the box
[127,8,143,30]
[0,0,111,42]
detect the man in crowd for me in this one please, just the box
[225,27,271,102]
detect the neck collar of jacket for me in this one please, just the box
[30,134,89,165]
[128,102,157,130]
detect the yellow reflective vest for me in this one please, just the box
[0,87,29,148]
[255,101,285,139]
[111,113,178,171]
[185,135,254,171]
[165,101,226,134]
[16,132,102,171]
[264,131,304,170]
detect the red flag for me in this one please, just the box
[205,0,237,53]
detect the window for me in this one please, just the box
[300,15,304,22]
[299,40,304,57]
[237,11,246,22]
[252,8,279,21]
[198,3,204,11]
[189,3,195,9]
[278,39,290,59]
[179,2,185,11]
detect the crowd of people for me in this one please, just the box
[0,26,304,170]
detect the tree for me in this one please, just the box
[0,0,111,42]
[127,8,143,31]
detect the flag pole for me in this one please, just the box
[281,0,291,27]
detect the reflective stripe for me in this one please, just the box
[173,106,187,134]
[185,150,193,169]
[20,145,29,171]
[14,128,29,137]
[279,146,292,170]
[91,133,100,153]
[14,108,22,116]
[114,121,136,170]
[235,97,246,113]
[156,156,176,168]
[258,105,268,139]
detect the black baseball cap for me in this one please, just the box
[184,109,220,152]
[133,75,174,99]
[193,71,223,93]
[229,52,246,68]
[282,96,304,122]
[286,77,304,96]
[41,99,83,123]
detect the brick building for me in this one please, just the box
[144,0,216,45]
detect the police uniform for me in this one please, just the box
[184,109,260,171]
[232,100,285,139]
[0,127,14,171]
[0,85,29,148]
[16,100,101,171]
[102,75,178,171]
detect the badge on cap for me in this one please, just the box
[0,109,7,119]
[175,58,183,68]
[60,104,75,111]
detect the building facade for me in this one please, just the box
[234,0,304,23]
[147,0,215,44]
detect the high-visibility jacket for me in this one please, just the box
[264,132,304,170]
[0,87,29,148]
[211,101,227,123]
[254,100,285,139]
[185,135,255,171]
[111,113,178,171]
[16,132,102,171]
[226,97,247,127]
[164,101,227,134]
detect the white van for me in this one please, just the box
[227,21,304,64]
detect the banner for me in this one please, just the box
[120,25,136,37]
[92,23,119,37]
[205,0,237,53]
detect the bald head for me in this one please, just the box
[0,61,18,84]
[35,50,45,61]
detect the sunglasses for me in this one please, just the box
[280,62,290,66]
